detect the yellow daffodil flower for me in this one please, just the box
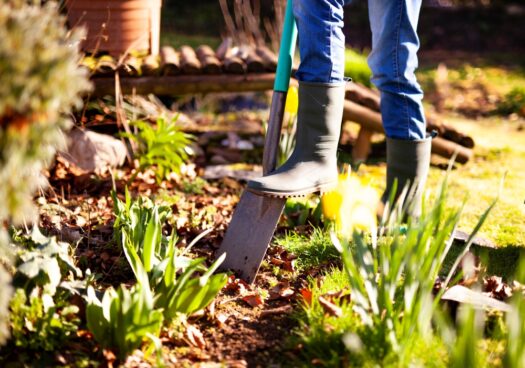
[321,170,380,238]
[284,85,299,115]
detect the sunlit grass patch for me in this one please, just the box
[274,228,339,272]
[425,117,525,247]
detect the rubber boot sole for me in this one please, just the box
[246,180,338,198]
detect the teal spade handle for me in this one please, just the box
[273,0,298,92]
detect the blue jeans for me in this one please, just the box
[293,0,426,140]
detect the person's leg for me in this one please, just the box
[367,0,431,216]
[247,0,348,197]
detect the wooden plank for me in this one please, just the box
[90,73,277,97]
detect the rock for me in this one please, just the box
[60,128,127,174]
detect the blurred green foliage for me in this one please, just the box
[0,0,89,347]
[344,48,372,87]
[497,87,525,117]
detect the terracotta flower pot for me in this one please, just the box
[65,0,161,56]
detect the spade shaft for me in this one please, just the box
[216,0,297,283]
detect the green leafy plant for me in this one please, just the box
[181,176,208,195]
[123,223,228,321]
[123,116,194,183]
[9,288,80,352]
[0,258,13,346]
[113,191,228,321]
[6,228,83,353]
[86,276,163,360]
[112,187,171,254]
[284,197,322,228]
[11,227,82,295]
[331,175,496,365]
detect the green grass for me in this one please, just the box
[417,63,525,101]
[287,267,360,367]
[354,115,525,248]
[288,267,451,368]
[426,116,525,247]
[274,228,340,272]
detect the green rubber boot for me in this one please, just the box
[247,82,345,197]
[381,135,433,218]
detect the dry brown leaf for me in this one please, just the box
[242,293,264,308]
[318,296,343,317]
[225,276,251,295]
[102,349,116,367]
[216,313,229,328]
[269,281,295,300]
[270,257,285,266]
[283,259,296,272]
[186,324,206,349]
[100,252,110,262]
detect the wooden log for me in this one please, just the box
[345,83,380,112]
[244,48,265,73]
[160,46,181,75]
[141,54,160,76]
[80,55,116,76]
[352,128,374,164]
[342,99,473,163]
[216,37,232,61]
[195,45,222,74]
[179,45,201,74]
[223,48,246,74]
[118,55,141,77]
[345,82,475,148]
[255,46,278,71]
[96,55,117,75]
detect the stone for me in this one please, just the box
[60,128,127,174]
